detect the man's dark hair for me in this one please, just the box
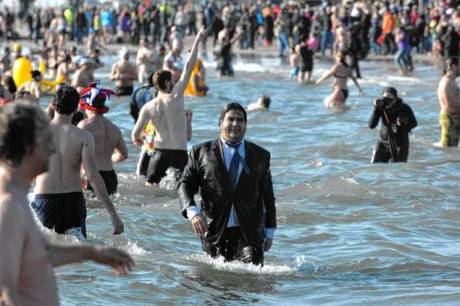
[53,84,79,115]
[444,57,459,74]
[152,70,173,91]
[148,71,156,87]
[4,76,16,94]
[382,87,398,98]
[218,102,247,125]
[31,70,42,81]
[0,102,48,166]
[261,95,271,109]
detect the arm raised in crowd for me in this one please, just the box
[172,26,207,96]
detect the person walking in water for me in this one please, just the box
[78,82,128,195]
[0,102,133,306]
[32,85,124,239]
[316,52,362,109]
[437,57,460,147]
[110,48,138,96]
[178,103,277,266]
[131,27,206,185]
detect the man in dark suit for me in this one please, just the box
[178,103,277,266]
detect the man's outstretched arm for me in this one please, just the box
[172,26,207,96]
[47,243,134,276]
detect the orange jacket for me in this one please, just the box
[382,12,394,34]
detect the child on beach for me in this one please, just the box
[290,46,299,79]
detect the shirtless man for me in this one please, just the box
[437,57,460,147]
[111,48,138,96]
[0,102,133,306]
[72,58,95,93]
[32,85,124,239]
[78,84,128,195]
[136,39,156,85]
[132,27,206,185]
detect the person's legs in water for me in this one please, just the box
[395,144,409,162]
[202,227,264,265]
[371,141,391,163]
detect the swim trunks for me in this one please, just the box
[31,192,87,237]
[146,149,187,184]
[116,86,134,96]
[290,67,299,78]
[439,112,460,147]
[87,170,118,195]
[341,88,349,100]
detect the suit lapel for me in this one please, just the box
[211,140,233,188]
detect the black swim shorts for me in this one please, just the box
[146,149,187,184]
[88,170,118,195]
[31,192,87,237]
[116,86,134,96]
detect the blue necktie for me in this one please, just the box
[227,143,241,187]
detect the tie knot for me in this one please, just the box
[225,142,241,149]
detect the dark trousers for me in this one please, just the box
[202,227,264,266]
[371,141,409,163]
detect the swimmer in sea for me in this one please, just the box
[110,48,138,96]
[247,95,271,112]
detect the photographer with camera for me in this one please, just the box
[369,87,417,163]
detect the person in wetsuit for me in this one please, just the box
[369,87,417,163]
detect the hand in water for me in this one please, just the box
[191,214,208,236]
[92,245,135,276]
[111,213,124,235]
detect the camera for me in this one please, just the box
[375,97,393,109]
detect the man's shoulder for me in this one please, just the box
[61,123,93,142]
[245,140,270,156]
[191,140,217,154]
[0,193,26,225]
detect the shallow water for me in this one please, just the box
[38,53,460,305]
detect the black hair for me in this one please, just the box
[4,76,16,94]
[31,70,42,81]
[53,84,79,115]
[382,86,398,98]
[444,57,459,74]
[0,102,48,166]
[148,71,156,87]
[218,102,247,125]
[152,70,173,92]
[261,95,271,109]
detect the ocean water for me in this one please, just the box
[39,53,460,305]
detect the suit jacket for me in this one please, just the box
[178,139,276,247]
